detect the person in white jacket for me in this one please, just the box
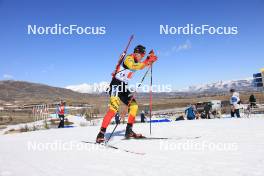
[230,89,241,118]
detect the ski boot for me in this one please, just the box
[125,124,144,139]
[96,128,106,143]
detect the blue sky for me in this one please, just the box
[0,0,263,89]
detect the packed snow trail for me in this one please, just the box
[1,117,264,176]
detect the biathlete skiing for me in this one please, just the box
[96,42,157,143]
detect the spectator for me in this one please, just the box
[140,110,146,123]
[230,89,241,118]
[249,94,256,108]
[176,114,185,121]
[185,105,196,120]
[57,100,67,128]
[204,102,212,119]
[195,111,201,120]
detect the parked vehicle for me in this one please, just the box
[195,100,222,118]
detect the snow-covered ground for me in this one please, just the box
[1,116,264,176]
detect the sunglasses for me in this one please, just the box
[140,53,145,57]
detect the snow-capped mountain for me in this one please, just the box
[178,78,254,93]
[65,82,109,94]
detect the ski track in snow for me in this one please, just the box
[1,117,264,176]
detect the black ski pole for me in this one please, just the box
[149,64,153,135]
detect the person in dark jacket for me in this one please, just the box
[140,110,146,123]
[204,103,212,119]
[249,94,256,108]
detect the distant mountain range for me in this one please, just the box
[65,79,255,94]
[65,82,109,94]
[176,79,255,93]
[0,79,256,104]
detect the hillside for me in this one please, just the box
[0,80,98,103]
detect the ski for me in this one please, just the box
[122,136,170,140]
[175,136,201,140]
[81,141,145,155]
[122,136,201,140]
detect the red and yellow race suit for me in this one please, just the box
[101,54,148,128]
